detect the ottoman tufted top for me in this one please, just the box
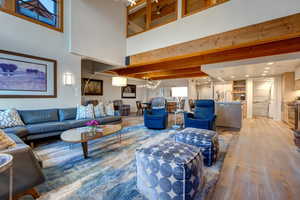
[136,139,202,164]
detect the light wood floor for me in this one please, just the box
[212,118,300,200]
[26,115,300,198]
[123,115,300,199]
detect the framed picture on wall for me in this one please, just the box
[82,78,103,96]
[0,50,57,98]
[121,84,136,99]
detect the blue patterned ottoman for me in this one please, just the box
[136,139,205,200]
[174,128,219,167]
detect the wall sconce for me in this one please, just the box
[63,72,74,86]
[112,76,127,87]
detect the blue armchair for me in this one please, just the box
[144,97,168,129]
[184,100,216,130]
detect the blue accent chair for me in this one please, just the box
[144,97,168,129]
[184,100,216,130]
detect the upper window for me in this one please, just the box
[182,0,229,17]
[127,0,177,37]
[0,0,63,32]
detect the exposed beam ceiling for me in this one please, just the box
[129,66,202,79]
[151,72,207,80]
[129,13,300,65]
[113,13,300,80]
[114,36,300,76]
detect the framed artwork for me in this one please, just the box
[122,84,136,99]
[82,78,103,96]
[0,50,57,98]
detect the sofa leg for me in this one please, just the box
[30,142,34,148]
[13,188,40,200]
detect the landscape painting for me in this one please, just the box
[0,58,47,91]
[0,50,57,98]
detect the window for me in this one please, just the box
[0,0,63,32]
[127,0,177,37]
[182,0,229,17]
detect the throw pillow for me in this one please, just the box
[0,108,25,129]
[0,129,16,150]
[76,104,95,120]
[105,102,115,116]
[94,102,106,118]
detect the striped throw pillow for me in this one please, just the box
[0,129,16,150]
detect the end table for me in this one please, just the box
[0,154,13,200]
[172,109,184,129]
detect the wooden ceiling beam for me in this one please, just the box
[129,13,300,65]
[115,36,300,76]
[130,66,202,79]
[151,72,207,80]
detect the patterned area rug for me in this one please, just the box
[22,125,235,200]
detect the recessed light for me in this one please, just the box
[262,74,266,76]
[264,71,269,73]
[267,62,274,65]
[245,75,249,77]
[265,67,270,70]
[231,75,235,78]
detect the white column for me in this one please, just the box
[273,76,282,121]
[177,0,182,20]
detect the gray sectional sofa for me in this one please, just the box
[3,108,122,141]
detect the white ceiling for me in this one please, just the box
[202,53,300,81]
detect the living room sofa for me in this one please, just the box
[3,108,122,141]
[0,134,45,199]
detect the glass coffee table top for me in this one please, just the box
[60,124,123,159]
[61,124,122,143]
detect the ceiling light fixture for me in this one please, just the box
[128,0,158,6]
[137,78,161,89]
[267,62,274,65]
[112,77,127,87]
[262,74,266,76]
[245,75,249,77]
[231,75,235,79]
[264,71,269,73]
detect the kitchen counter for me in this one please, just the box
[215,102,242,129]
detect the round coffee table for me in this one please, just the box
[0,154,13,200]
[61,124,122,158]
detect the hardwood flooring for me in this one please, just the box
[212,118,300,200]
[110,115,300,199]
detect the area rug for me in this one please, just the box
[21,125,235,200]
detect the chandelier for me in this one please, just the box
[127,0,159,6]
[137,79,161,89]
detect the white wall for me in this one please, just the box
[82,74,147,112]
[0,0,81,110]
[70,0,126,66]
[127,0,300,55]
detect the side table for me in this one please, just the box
[172,109,184,129]
[0,154,13,200]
